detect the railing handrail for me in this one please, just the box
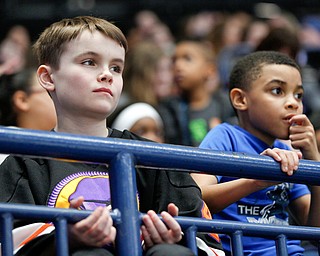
[1,126,320,256]
[1,203,320,240]
[0,126,320,185]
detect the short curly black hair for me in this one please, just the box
[229,51,301,92]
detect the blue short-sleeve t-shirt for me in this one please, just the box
[200,123,310,255]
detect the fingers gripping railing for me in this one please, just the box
[1,127,320,256]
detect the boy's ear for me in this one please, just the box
[12,91,30,112]
[37,65,55,92]
[230,88,248,111]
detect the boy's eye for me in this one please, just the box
[82,59,95,66]
[295,92,303,100]
[271,88,282,95]
[184,55,192,62]
[110,65,122,73]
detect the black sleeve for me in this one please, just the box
[0,156,35,204]
[157,98,185,145]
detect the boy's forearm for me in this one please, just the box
[202,178,272,214]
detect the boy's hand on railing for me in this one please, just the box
[68,196,116,250]
[141,203,182,250]
[261,148,302,176]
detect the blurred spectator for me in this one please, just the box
[254,2,300,34]
[0,25,31,76]
[110,102,164,143]
[242,19,270,49]
[149,22,175,56]
[215,6,303,90]
[216,42,252,90]
[158,39,234,146]
[127,10,175,55]
[129,10,160,42]
[0,68,57,163]
[207,12,251,57]
[299,15,320,49]
[208,12,254,89]
[0,68,57,129]
[182,11,222,41]
[255,27,300,60]
[298,15,320,81]
[121,41,175,107]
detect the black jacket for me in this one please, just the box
[0,128,222,252]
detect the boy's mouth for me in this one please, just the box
[283,114,296,121]
[93,88,113,96]
[283,114,298,126]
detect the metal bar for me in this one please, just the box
[0,127,320,186]
[0,203,121,225]
[54,218,68,256]
[1,204,319,243]
[109,153,142,256]
[185,226,198,255]
[275,234,288,256]
[0,213,13,256]
[231,231,244,256]
[177,216,320,240]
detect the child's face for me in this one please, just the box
[242,64,303,144]
[27,73,57,130]
[49,30,125,120]
[130,117,164,143]
[172,42,211,91]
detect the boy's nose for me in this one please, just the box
[98,69,113,83]
[285,97,299,110]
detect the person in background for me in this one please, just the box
[158,39,234,146]
[0,25,31,76]
[110,102,164,143]
[0,68,56,130]
[192,51,320,255]
[120,41,174,108]
[0,68,57,164]
[126,10,175,56]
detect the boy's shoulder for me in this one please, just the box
[208,122,237,134]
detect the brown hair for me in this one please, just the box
[33,16,128,69]
[123,42,164,106]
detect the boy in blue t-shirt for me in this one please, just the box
[192,51,320,255]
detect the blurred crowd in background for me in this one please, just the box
[1,1,320,149]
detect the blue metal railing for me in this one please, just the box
[0,126,320,256]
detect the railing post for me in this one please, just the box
[185,225,198,255]
[230,230,244,256]
[54,218,69,256]
[0,213,13,256]
[109,152,142,256]
[275,234,288,256]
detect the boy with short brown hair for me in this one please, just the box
[0,16,223,256]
